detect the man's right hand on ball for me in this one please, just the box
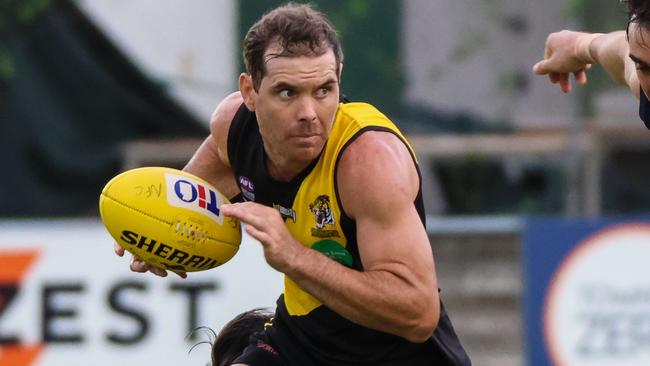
[113,242,187,279]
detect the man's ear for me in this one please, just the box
[239,73,256,111]
[338,63,344,81]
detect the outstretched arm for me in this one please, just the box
[533,30,639,96]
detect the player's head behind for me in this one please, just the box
[211,308,273,366]
[624,0,650,98]
[242,2,344,91]
[625,0,650,44]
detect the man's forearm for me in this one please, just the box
[286,247,439,343]
[589,31,633,86]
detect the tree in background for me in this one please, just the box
[0,0,50,88]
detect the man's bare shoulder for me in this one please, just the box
[337,131,419,219]
[210,92,244,137]
[205,92,244,166]
[339,131,414,172]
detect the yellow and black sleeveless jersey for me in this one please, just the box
[227,101,470,366]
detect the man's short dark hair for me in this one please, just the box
[242,2,344,90]
[211,308,273,366]
[625,0,650,43]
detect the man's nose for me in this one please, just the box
[296,95,317,122]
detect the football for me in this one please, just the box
[99,167,241,272]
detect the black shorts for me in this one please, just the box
[231,332,285,366]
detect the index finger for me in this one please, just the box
[220,202,254,222]
[221,202,274,228]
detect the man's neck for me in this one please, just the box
[265,154,311,182]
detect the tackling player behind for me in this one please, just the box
[533,0,650,127]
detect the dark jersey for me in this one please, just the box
[640,86,650,129]
[227,102,471,366]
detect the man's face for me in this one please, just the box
[243,46,340,170]
[629,22,650,97]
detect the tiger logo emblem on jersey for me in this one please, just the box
[309,195,339,238]
[310,195,334,229]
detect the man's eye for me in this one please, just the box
[279,89,294,98]
[635,62,648,71]
[315,88,329,98]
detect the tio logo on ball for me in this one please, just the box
[166,174,223,224]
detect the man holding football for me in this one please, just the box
[532,0,650,127]
[115,3,470,365]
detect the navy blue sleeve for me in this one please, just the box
[639,86,650,130]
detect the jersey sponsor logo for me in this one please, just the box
[166,174,223,225]
[237,176,255,201]
[312,240,352,267]
[273,204,296,223]
[309,195,339,238]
